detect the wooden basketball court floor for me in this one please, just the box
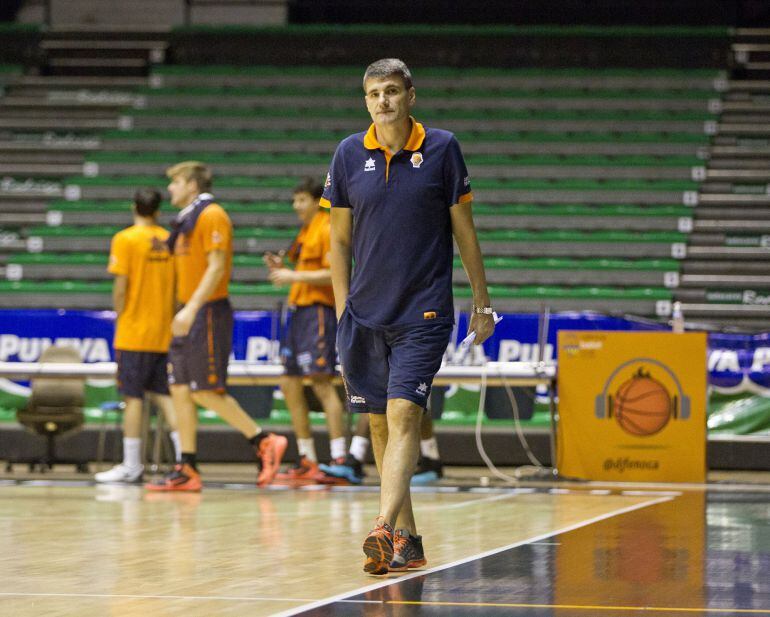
[0,468,768,617]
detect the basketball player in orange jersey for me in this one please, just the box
[264,177,348,482]
[97,188,180,483]
[146,161,287,491]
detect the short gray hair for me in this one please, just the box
[363,58,413,91]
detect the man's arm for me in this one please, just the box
[450,202,494,345]
[329,208,353,319]
[112,275,128,316]
[268,267,332,287]
[172,249,226,337]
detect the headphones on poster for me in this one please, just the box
[594,357,690,420]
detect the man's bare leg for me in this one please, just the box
[170,384,198,453]
[191,390,287,486]
[191,390,260,438]
[122,397,143,439]
[94,396,146,482]
[370,400,421,532]
[148,393,180,462]
[311,376,347,461]
[280,375,314,462]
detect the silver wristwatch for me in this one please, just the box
[472,305,494,315]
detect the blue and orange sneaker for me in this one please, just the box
[411,456,443,486]
[389,529,427,571]
[363,516,394,575]
[319,454,365,485]
[145,463,202,492]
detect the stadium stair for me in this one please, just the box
[1,30,769,328]
[673,28,770,330]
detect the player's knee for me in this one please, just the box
[386,401,422,436]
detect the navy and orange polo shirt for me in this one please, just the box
[320,118,473,328]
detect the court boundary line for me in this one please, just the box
[385,600,770,614]
[273,493,674,617]
[0,592,320,603]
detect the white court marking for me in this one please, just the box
[275,494,674,617]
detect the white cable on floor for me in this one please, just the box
[474,363,554,483]
[474,365,518,483]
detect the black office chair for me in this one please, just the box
[13,345,87,472]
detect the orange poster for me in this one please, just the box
[557,331,707,482]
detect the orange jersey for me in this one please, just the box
[287,210,335,307]
[108,224,174,352]
[173,203,232,304]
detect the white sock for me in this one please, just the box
[349,436,369,463]
[420,437,440,461]
[123,437,142,469]
[169,430,181,463]
[330,436,346,460]
[297,438,317,462]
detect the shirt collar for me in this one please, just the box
[177,192,214,219]
[363,117,425,152]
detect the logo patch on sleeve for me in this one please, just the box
[423,311,437,320]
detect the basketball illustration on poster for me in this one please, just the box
[558,331,707,482]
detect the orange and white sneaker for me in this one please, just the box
[145,463,202,492]
[256,433,288,487]
[363,516,394,575]
[389,529,427,571]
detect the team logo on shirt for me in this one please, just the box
[212,230,222,244]
[325,172,331,188]
[410,152,423,168]
[364,157,376,172]
[464,175,471,186]
[416,382,429,396]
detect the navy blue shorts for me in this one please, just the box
[281,304,337,377]
[336,310,452,414]
[116,350,170,399]
[168,298,233,392]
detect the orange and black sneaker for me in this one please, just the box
[275,455,329,484]
[256,433,288,487]
[282,455,321,480]
[363,516,394,575]
[145,463,202,492]
[389,529,427,571]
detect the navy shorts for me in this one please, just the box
[336,310,452,414]
[168,298,233,392]
[116,350,170,399]
[281,304,338,377]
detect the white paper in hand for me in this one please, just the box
[460,312,503,349]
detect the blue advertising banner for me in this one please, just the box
[1,309,768,396]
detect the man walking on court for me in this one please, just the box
[264,177,347,482]
[97,188,180,483]
[146,161,287,491]
[323,59,495,574]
